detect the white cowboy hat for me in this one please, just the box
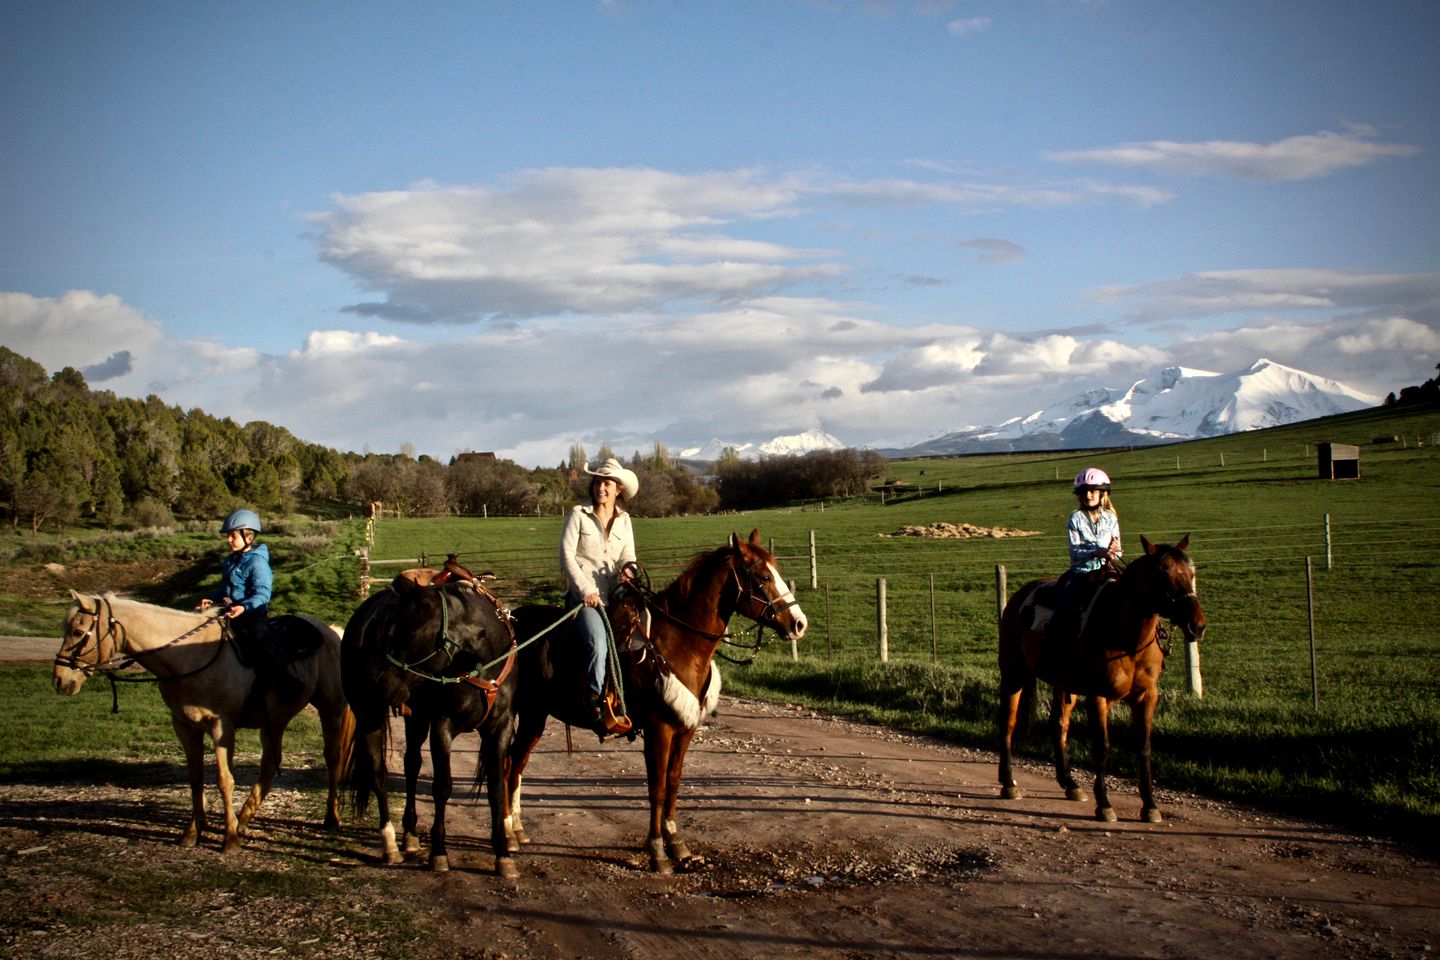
[583,458,640,500]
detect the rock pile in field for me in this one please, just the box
[880,522,1040,539]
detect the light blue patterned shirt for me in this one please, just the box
[1068,509,1121,573]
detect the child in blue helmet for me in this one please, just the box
[198,509,295,701]
[1049,468,1122,643]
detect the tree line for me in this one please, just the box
[0,347,886,531]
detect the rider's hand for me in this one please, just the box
[225,604,244,619]
[583,592,602,608]
[197,598,213,611]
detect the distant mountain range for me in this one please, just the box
[883,358,1381,457]
[672,360,1380,462]
[677,427,846,462]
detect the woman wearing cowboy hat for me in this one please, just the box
[559,458,639,733]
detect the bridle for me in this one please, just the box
[56,595,229,710]
[621,549,802,664]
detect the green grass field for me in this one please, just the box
[4,401,1439,852]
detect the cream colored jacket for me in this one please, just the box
[560,504,636,601]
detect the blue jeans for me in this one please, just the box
[569,597,607,696]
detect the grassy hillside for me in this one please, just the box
[5,400,1439,851]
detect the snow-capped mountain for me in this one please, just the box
[678,428,846,462]
[894,359,1380,457]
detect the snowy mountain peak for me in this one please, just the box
[678,428,846,462]
[890,359,1380,456]
[759,428,846,456]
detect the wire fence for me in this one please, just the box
[358,512,1440,706]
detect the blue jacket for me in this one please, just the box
[212,544,272,613]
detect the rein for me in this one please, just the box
[57,597,230,712]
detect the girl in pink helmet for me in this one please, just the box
[1050,468,1123,642]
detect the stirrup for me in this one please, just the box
[601,689,632,736]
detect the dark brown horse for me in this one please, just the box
[997,535,1206,823]
[506,530,808,873]
[341,574,518,876]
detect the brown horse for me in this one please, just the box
[506,529,808,873]
[997,535,1206,823]
[53,592,353,851]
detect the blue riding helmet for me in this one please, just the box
[220,509,262,534]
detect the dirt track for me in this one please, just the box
[4,635,1439,958]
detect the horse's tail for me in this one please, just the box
[341,707,389,819]
[335,705,357,791]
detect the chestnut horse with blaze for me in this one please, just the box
[997,535,1206,823]
[507,530,808,873]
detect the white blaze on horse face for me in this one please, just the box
[767,561,807,638]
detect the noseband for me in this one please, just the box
[728,556,802,635]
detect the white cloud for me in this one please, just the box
[958,238,1026,264]
[1173,315,1440,398]
[8,264,1433,466]
[1050,125,1420,181]
[308,165,1175,327]
[947,17,991,36]
[0,291,165,382]
[1090,269,1440,324]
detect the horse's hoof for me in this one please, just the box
[431,854,450,873]
[1065,787,1087,802]
[383,850,404,866]
[1095,807,1117,823]
[1000,784,1022,800]
[179,833,199,848]
[495,857,519,881]
[323,814,341,833]
[666,839,693,863]
[222,837,242,854]
[512,827,530,846]
[1142,807,1163,824]
[649,858,674,875]
[403,834,422,856]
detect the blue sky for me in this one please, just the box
[3,1,1437,465]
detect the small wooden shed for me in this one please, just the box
[1318,442,1360,480]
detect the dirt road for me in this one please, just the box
[344,697,1437,959]
[4,633,1437,958]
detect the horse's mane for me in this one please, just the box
[659,546,732,608]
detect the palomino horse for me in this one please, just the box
[52,592,353,852]
[507,529,808,874]
[997,535,1206,823]
[341,573,518,877]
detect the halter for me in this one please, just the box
[56,596,230,711]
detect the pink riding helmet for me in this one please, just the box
[1073,467,1112,492]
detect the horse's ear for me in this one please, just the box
[1141,535,1155,555]
[729,532,741,550]
[748,528,761,547]
[1176,534,1190,552]
[69,588,84,603]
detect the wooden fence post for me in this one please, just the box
[1324,514,1333,570]
[825,583,833,659]
[876,578,888,662]
[994,564,1007,635]
[788,581,798,661]
[809,530,818,590]
[1184,639,1203,698]
[929,573,938,664]
[1307,556,1319,708]
[358,547,371,599]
